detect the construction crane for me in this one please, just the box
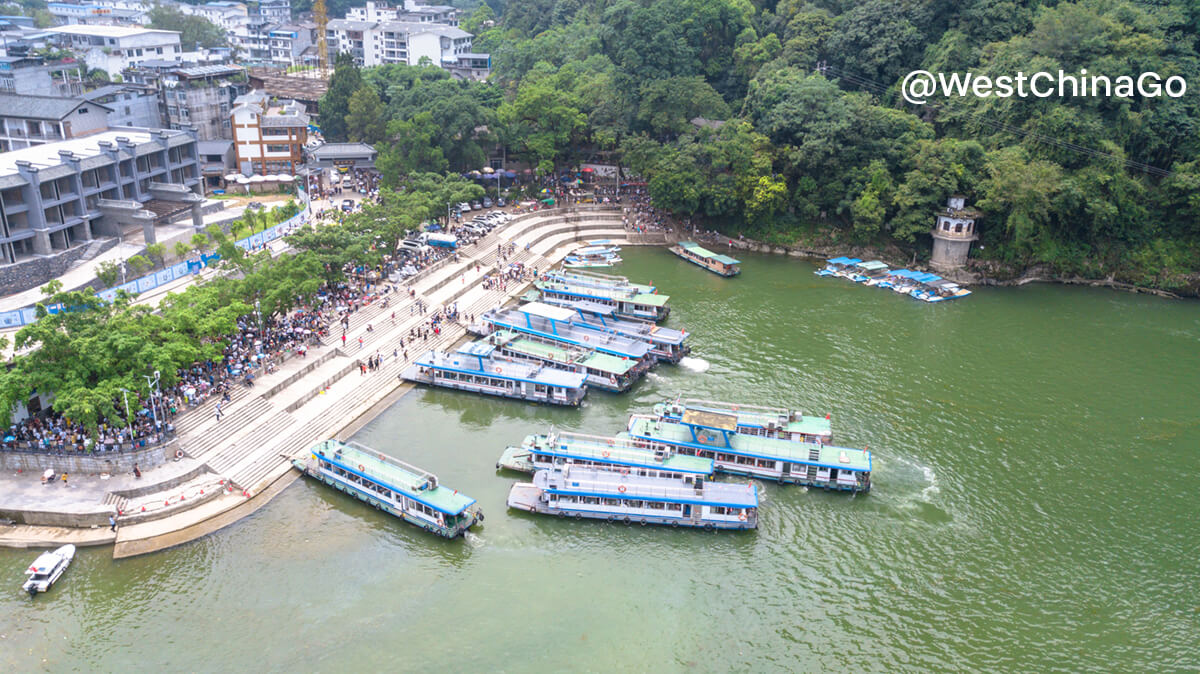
[313,0,329,76]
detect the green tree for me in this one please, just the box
[173,241,191,261]
[96,260,121,288]
[147,5,227,49]
[126,254,152,277]
[319,53,363,142]
[345,86,387,144]
[145,242,166,268]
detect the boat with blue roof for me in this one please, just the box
[544,269,656,295]
[401,342,588,405]
[506,464,759,529]
[518,292,690,364]
[293,439,484,538]
[816,257,861,277]
[533,277,671,322]
[477,302,656,375]
[496,430,715,478]
[669,241,741,277]
[625,413,872,493]
[564,244,622,268]
[652,398,833,444]
[486,329,639,392]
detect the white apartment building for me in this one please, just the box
[178,2,250,34]
[346,1,459,26]
[50,25,182,77]
[326,19,483,77]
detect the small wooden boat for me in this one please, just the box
[22,544,75,596]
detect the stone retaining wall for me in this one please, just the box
[0,439,177,475]
[0,505,111,528]
[0,238,120,296]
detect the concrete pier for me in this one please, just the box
[0,206,643,557]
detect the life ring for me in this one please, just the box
[738,512,747,521]
[617,484,627,493]
[494,367,502,373]
[607,438,614,446]
[602,450,610,458]
[609,377,617,385]
[358,464,365,471]
[583,336,589,343]
[174,449,184,459]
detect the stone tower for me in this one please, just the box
[930,195,980,271]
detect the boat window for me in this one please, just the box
[602,498,621,506]
[756,459,776,469]
[647,501,665,510]
[711,506,727,515]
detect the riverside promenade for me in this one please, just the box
[0,206,645,557]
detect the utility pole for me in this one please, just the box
[143,371,161,430]
[119,387,131,430]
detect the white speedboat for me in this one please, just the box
[22,544,75,596]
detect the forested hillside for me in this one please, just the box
[472,0,1200,289]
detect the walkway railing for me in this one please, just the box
[0,430,178,456]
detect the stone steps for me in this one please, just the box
[207,409,296,479]
[179,397,274,459]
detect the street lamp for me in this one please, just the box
[119,387,131,427]
[254,299,263,352]
[143,371,161,430]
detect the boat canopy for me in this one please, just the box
[713,254,741,265]
[682,408,739,432]
[912,272,942,283]
[826,256,860,265]
[456,341,497,357]
[518,301,576,322]
[572,300,615,316]
[855,260,889,271]
[631,293,670,307]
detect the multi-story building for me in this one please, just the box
[325,19,486,78]
[81,83,161,128]
[268,22,315,67]
[178,1,250,33]
[347,1,459,26]
[45,2,148,26]
[0,55,57,96]
[255,0,291,24]
[50,25,182,77]
[0,128,201,265]
[0,93,111,152]
[160,64,249,141]
[231,90,308,175]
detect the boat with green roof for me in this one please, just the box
[545,269,657,295]
[293,439,484,538]
[486,329,639,392]
[496,430,715,478]
[669,241,741,277]
[533,277,671,322]
[625,413,871,493]
[652,398,833,444]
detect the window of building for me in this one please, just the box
[265,144,291,153]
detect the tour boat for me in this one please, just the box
[545,268,656,295]
[652,398,833,444]
[533,278,671,322]
[293,439,484,538]
[625,414,872,493]
[912,278,973,302]
[564,244,622,268]
[816,257,862,277]
[401,342,588,406]
[669,241,741,277]
[517,294,689,364]
[478,303,655,375]
[22,544,75,596]
[506,464,758,530]
[496,430,714,478]
[487,329,638,392]
[850,260,890,283]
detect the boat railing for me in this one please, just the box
[344,440,438,487]
[549,475,755,505]
[674,397,795,417]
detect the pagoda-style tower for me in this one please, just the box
[930,195,980,271]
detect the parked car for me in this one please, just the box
[496,197,506,207]
[482,197,493,208]
[471,201,482,210]
[341,199,354,212]
[458,202,471,212]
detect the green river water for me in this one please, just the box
[1,246,1198,672]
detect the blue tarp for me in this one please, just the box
[826,256,857,265]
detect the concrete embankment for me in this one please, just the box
[0,206,638,557]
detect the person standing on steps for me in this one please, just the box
[109,514,116,532]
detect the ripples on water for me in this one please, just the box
[0,248,1197,671]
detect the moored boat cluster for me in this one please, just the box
[817,257,972,302]
[402,269,688,403]
[501,398,873,531]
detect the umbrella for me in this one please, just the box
[225,173,244,181]
[248,175,267,183]
[481,166,495,174]
[523,168,533,174]
[469,170,482,177]
[236,176,251,184]
[276,174,296,181]
[503,170,517,178]
[581,167,595,172]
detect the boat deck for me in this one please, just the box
[313,440,476,515]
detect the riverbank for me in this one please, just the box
[0,206,641,557]
[691,230,1198,299]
